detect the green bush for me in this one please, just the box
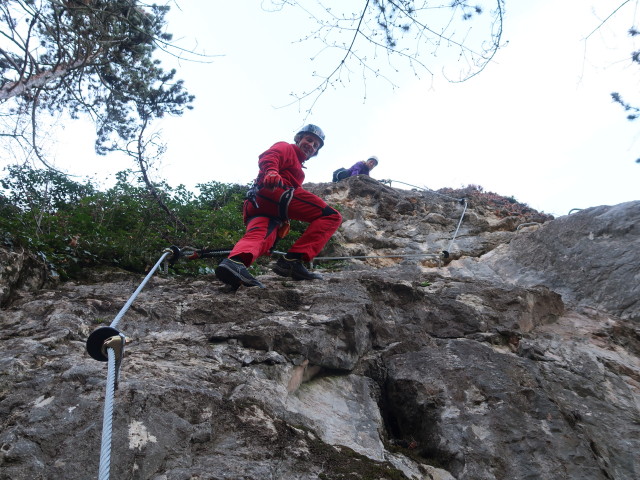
[0,165,262,278]
[0,165,321,279]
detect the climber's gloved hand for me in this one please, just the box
[263,170,284,190]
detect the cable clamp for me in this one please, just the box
[101,334,127,361]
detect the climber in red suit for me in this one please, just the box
[215,124,342,288]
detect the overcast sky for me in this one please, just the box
[53,0,639,217]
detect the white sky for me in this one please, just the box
[52,0,639,217]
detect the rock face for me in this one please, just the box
[1,176,638,480]
[0,245,52,307]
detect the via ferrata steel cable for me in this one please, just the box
[87,248,174,480]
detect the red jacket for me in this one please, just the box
[257,142,307,188]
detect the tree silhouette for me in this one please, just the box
[0,0,194,168]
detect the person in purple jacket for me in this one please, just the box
[348,156,379,177]
[332,156,379,182]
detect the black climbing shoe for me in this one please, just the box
[272,256,322,281]
[215,258,265,288]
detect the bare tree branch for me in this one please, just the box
[0,0,197,171]
[273,0,505,117]
[585,0,634,40]
[1,53,100,101]
[132,115,187,233]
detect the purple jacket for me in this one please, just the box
[347,161,370,176]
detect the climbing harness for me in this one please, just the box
[245,183,260,209]
[85,246,180,480]
[249,186,295,222]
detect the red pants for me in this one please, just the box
[229,187,342,266]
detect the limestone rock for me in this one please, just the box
[0,179,638,480]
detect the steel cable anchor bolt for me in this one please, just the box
[86,326,128,388]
